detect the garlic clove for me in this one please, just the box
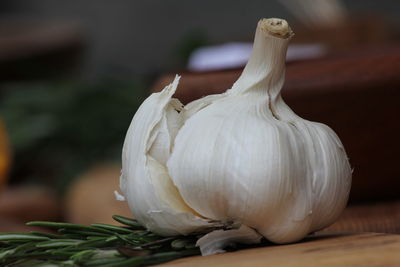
[120,75,215,235]
[270,97,352,232]
[196,225,262,256]
[114,190,126,201]
[181,93,227,121]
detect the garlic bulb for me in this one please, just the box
[119,18,351,255]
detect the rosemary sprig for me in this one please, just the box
[0,215,200,266]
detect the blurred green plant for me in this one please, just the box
[173,29,209,68]
[0,80,146,193]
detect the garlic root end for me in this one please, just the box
[259,18,294,39]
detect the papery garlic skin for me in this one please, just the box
[120,18,351,250]
[120,77,217,236]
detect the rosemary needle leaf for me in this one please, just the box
[114,233,140,246]
[91,223,133,234]
[58,228,110,237]
[35,239,83,248]
[0,233,50,242]
[75,237,115,248]
[69,249,95,262]
[27,221,114,234]
[30,232,66,239]
[141,237,176,248]
[84,257,127,266]
[112,215,145,230]
[62,234,85,240]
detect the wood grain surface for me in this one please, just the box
[323,201,400,234]
[160,233,400,266]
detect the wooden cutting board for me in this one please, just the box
[160,233,400,266]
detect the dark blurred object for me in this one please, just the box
[323,201,400,234]
[292,16,392,50]
[65,163,132,225]
[152,44,400,203]
[0,218,54,233]
[0,185,60,231]
[278,0,393,49]
[0,19,84,80]
[186,15,395,73]
[174,30,209,69]
[278,0,348,28]
[0,120,10,190]
[0,80,144,192]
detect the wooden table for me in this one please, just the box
[160,233,400,266]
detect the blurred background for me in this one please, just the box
[0,0,399,233]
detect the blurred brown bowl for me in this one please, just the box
[64,163,132,225]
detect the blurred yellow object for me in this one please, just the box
[0,120,10,190]
[65,164,132,225]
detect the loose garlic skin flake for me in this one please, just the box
[119,18,351,255]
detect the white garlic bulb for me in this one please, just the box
[119,18,351,255]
